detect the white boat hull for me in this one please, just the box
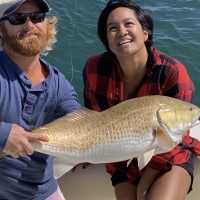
[58,124,200,200]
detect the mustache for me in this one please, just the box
[17,29,41,39]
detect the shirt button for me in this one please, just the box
[24,105,32,114]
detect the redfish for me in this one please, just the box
[31,95,200,178]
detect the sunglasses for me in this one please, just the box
[1,12,46,25]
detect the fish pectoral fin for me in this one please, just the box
[53,157,76,179]
[127,158,134,167]
[156,127,174,151]
[138,149,155,170]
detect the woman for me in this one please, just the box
[83,0,199,199]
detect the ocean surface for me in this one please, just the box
[45,0,200,106]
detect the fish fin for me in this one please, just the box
[32,107,98,132]
[138,149,155,170]
[65,107,98,122]
[53,157,76,179]
[127,158,134,167]
[156,127,174,151]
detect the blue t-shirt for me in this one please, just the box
[0,50,80,200]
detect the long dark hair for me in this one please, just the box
[98,0,154,52]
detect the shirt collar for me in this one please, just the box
[146,47,162,70]
[0,50,52,90]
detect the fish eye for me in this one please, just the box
[189,107,193,111]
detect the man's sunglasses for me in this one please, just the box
[1,12,46,25]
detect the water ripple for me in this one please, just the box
[47,0,200,105]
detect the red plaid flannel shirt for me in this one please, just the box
[83,47,200,185]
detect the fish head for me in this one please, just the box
[157,100,200,145]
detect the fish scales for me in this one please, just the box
[34,97,158,152]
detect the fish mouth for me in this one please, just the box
[192,119,200,127]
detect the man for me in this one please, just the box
[0,0,80,199]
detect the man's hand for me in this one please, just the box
[3,124,49,158]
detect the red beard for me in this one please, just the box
[1,26,49,56]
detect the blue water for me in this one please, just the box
[45,0,200,106]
